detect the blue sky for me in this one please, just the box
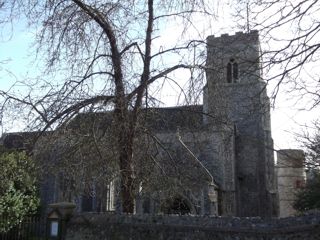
[0,20,37,90]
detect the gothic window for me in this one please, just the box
[81,194,95,212]
[233,61,238,80]
[81,185,97,212]
[143,198,151,213]
[226,58,239,83]
[227,62,232,83]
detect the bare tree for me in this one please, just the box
[234,0,320,108]
[297,121,320,170]
[32,107,212,214]
[0,0,214,213]
[291,120,320,212]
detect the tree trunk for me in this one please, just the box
[119,144,135,213]
[116,109,135,213]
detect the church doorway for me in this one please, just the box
[162,196,192,215]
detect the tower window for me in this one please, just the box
[227,62,232,83]
[226,58,239,83]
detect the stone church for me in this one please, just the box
[1,31,284,218]
[133,30,278,217]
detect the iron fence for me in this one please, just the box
[0,215,46,240]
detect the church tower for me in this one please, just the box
[204,31,278,217]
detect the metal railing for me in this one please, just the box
[0,215,46,240]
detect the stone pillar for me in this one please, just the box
[47,202,76,240]
[277,149,305,217]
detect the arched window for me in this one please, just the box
[233,61,238,81]
[227,62,232,83]
[226,58,239,83]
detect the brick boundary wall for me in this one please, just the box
[65,212,320,240]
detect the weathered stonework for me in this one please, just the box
[134,31,278,218]
[65,212,320,240]
[277,150,306,217]
[203,31,278,217]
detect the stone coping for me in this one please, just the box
[69,211,320,231]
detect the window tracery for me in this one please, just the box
[227,58,239,83]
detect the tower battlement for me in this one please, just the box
[205,30,262,86]
[207,30,259,44]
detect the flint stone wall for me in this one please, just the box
[66,212,320,240]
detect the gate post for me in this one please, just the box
[47,202,76,240]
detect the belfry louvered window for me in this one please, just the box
[227,58,239,83]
